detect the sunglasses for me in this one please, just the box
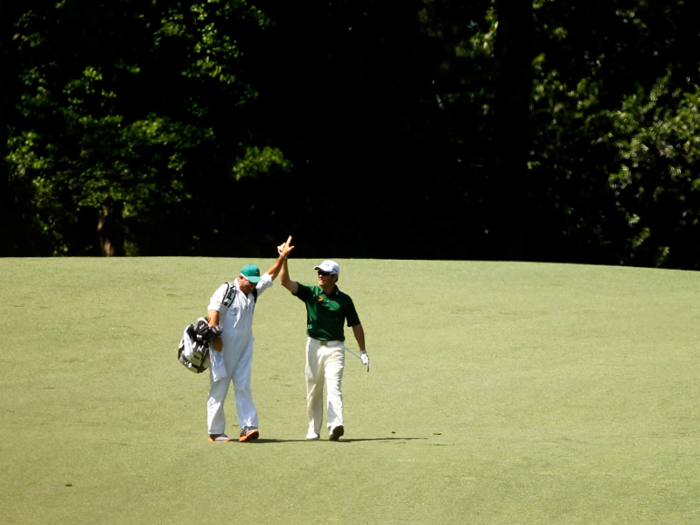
[318,271,333,277]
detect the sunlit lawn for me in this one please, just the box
[1,257,699,524]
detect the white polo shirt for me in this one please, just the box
[208,273,273,349]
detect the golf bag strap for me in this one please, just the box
[221,281,257,308]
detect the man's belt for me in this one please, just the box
[310,338,342,347]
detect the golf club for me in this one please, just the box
[345,348,369,372]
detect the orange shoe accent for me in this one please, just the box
[239,429,259,442]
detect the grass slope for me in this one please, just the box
[1,258,699,524]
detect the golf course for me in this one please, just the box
[1,257,699,524]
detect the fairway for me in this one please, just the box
[1,257,699,524]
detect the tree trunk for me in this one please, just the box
[492,0,533,260]
[97,204,125,256]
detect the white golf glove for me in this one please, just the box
[360,350,369,372]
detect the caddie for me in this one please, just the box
[205,241,289,443]
[278,236,368,441]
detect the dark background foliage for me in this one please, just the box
[2,0,700,268]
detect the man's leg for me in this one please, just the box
[306,338,325,436]
[207,370,232,436]
[325,345,345,433]
[232,342,258,431]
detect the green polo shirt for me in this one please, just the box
[294,284,361,341]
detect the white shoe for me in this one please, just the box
[208,433,233,442]
[306,431,320,440]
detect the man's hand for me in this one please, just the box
[361,350,369,372]
[278,235,295,258]
[267,236,294,281]
[194,319,222,351]
[208,324,223,351]
[279,236,299,294]
[194,318,210,337]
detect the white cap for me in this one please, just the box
[314,260,340,275]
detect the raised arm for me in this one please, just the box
[278,236,298,294]
[266,236,295,280]
[260,235,295,281]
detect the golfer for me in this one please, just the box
[278,237,368,441]
[205,244,288,443]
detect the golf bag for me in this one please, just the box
[178,318,216,373]
[176,282,257,373]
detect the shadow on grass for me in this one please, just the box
[341,437,427,443]
[251,437,427,444]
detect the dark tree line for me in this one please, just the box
[3,0,700,268]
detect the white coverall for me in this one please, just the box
[206,273,273,435]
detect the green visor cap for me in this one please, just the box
[240,264,262,283]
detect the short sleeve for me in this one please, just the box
[255,273,274,297]
[345,297,361,327]
[294,283,314,303]
[207,283,230,312]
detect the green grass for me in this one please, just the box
[1,257,699,524]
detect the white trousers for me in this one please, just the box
[207,337,258,435]
[306,338,345,435]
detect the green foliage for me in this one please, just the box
[233,146,292,181]
[155,0,269,89]
[5,0,284,255]
[522,0,700,266]
[9,63,211,218]
[606,73,700,267]
[4,0,700,265]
